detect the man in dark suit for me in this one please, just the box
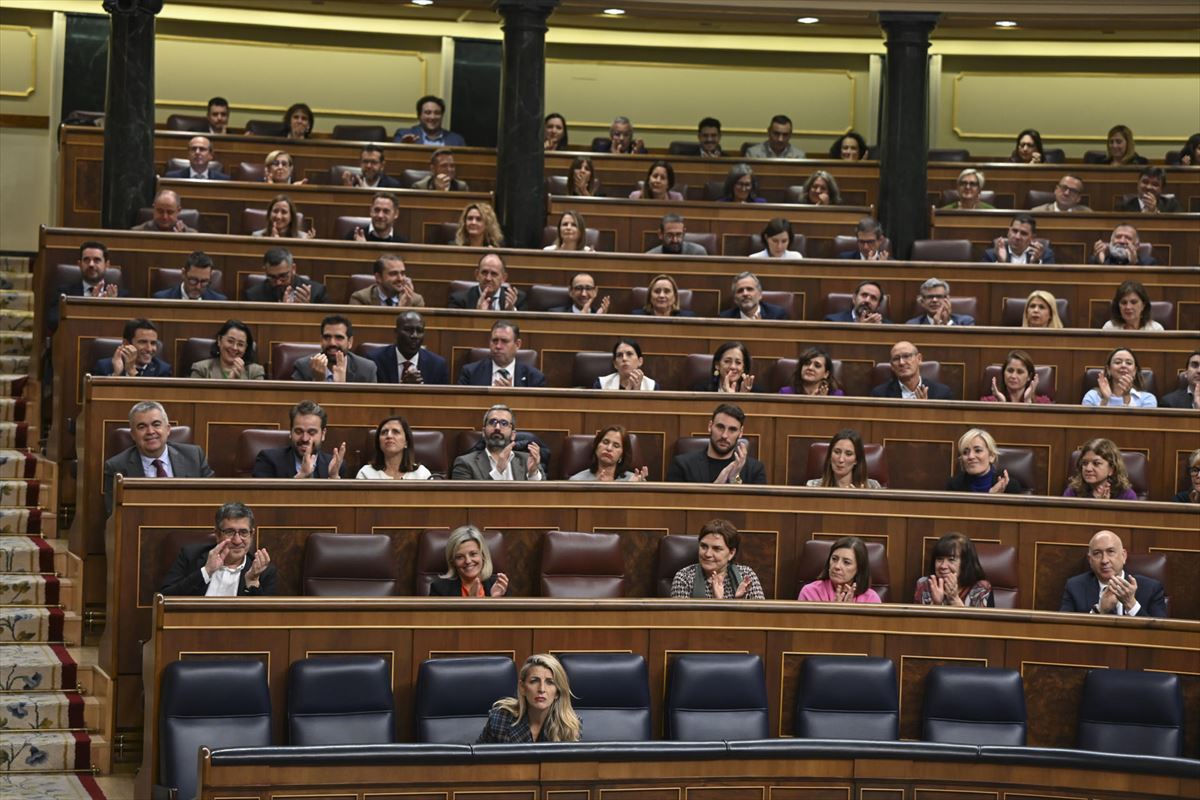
[1117,167,1182,214]
[667,404,767,485]
[151,250,228,300]
[458,320,546,388]
[1059,530,1167,617]
[164,136,232,180]
[103,400,215,514]
[719,271,788,320]
[838,217,891,261]
[160,502,276,596]
[344,193,408,243]
[47,240,130,331]
[371,310,449,385]
[590,115,647,154]
[245,247,328,303]
[904,277,975,326]
[450,404,544,480]
[1160,349,1199,409]
[547,272,610,314]
[291,314,378,383]
[252,399,347,479]
[340,145,402,189]
[93,318,173,378]
[205,96,229,135]
[871,340,955,400]
[824,279,891,324]
[410,149,470,191]
[129,189,197,233]
[449,253,527,311]
[1088,223,1157,266]
[981,214,1055,264]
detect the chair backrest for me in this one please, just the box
[236,161,267,182]
[1000,296,1070,328]
[540,530,625,598]
[159,659,271,800]
[1067,448,1150,500]
[767,358,846,394]
[556,432,646,480]
[794,538,891,602]
[674,435,760,462]
[558,652,652,741]
[795,656,898,740]
[362,427,447,479]
[241,207,306,236]
[994,447,1037,497]
[1150,300,1176,330]
[1082,367,1157,399]
[973,543,1019,609]
[982,362,1057,401]
[668,141,702,156]
[136,207,201,230]
[302,532,400,596]
[106,426,194,462]
[666,653,769,741]
[288,655,395,745]
[738,232,806,258]
[910,239,973,262]
[1077,669,1183,757]
[271,342,322,380]
[540,226,602,250]
[921,666,1026,745]
[234,428,289,477]
[83,337,125,376]
[327,165,361,186]
[165,113,209,132]
[823,291,892,320]
[645,231,716,255]
[464,347,539,370]
[1041,148,1066,163]
[167,157,225,175]
[1024,188,1055,208]
[571,351,614,389]
[929,148,971,162]
[802,442,888,488]
[1082,150,1108,164]
[334,216,372,240]
[177,338,216,377]
[702,179,725,200]
[149,267,226,297]
[244,119,284,136]
[630,286,694,312]
[331,124,387,141]
[413,656,517,743]
[870,361,943,391]
[656,535,698,597]
[1125,552,1168,598]
[527,283,571,311]
[413,527,508,596]
[424,221,459,245]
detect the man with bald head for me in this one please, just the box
[165,136,231,180]
[130,189,197,232]
[870,341,954,400]
[1059,530,1167,617]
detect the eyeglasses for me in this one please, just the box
[921,294,948,301]
[184,276,212,287]
[571,284,596,292]
[217,528,252,539]
[270,159,292,167]
[485,419,512,429]
[1057,184,1081,195]
[890,352,918,363]
[958,181,980,188]
[1189,466,1200,475]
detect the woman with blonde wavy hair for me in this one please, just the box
[453,202,505,248]
[476,654,582,743]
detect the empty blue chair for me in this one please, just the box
[559,652,651,741]
[1077,669,1184,757]
[288,655,395,745]
[922,666,1026,746]
[666,653,768,741]
[795,656,898,740]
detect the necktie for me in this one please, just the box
[387,295,398,307]
[152,458,168,477]
[497,368,510,385]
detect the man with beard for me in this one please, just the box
[291,314,378,383]
[205,97,229,135]
[1089,223,1157,265]
[666,404,767,485]
[48,240,130,330]
[719,271,788,320]
[246,247,329,303]
[349,254,424,308]
[823,279,891,324]
[371,310,449,384]
[871,340,954,400]
[451,404,544,480]
[103,401,214,514]
[411,149,470,191]
[341,145,402,189]
[1117,167,1182,214]
[646,213,708,255]
[160,502,276,596]
[252,399,347,478]
[457,320,546,387]
[346,193,407,243]
[696,117,724,158]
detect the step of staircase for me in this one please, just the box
[0,272,33,291]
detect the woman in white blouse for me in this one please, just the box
[356,416,433,479]
[749,217,802,260]
[543,210,594,252]
[1101,280,1164,332]
[594,338,657,391]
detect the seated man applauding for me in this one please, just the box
[1059,530,1167,617]
[93,318,173,377]
[160,502,276,596]
[291,314,378,383]
[252,399,347,479]
[982,214,1055,264]
[451,404,544,481]
[905,278,975,326]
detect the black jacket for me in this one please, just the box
[160,542,277,596]
[666,448,767,485]
[252,445,345,478]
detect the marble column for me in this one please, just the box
[493,0,558,249]
[877,12,939,261]
[101,0,161,230]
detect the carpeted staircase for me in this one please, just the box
[0,255,109,799]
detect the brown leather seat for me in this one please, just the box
[413,528,508,596]
[464,348,538,370]
[1000,296,1070,328]
[149,267,226,297]
[331,124,387,141]
[327,165,361,186]
[539,531,625,598]
[557,433,646,480]
[234,429,289,477]
[994,447,1036,495]
[795,539,891,602]
[702,180,725,201]
[748,232,806,257]
[1024,189,1055,209]
[572,352,615,389]
[869,361,943,390]
[362,427,448,479]
[334,217,372,240]
[236,162,267,182]
[910,239,973,262]
[1068,449,1150,500]
[1082,368,1157,399]
[824,292,892,320]
[157,530,218,588]
[302,532,399,596]
[981,364,1057,402]
[83,337,157,377]
[974,543,1019,608]
[165,114,209,132]
[656,535,698,597]
[674,436,759,461]
[544,175,604,196]
[178,338,216,377]
[54,263,124,294]
[1125,553,1169,611]
[136,207,201,230]
[832,235,859,257]
[166,157,225,175]
[1150,301,1176,330]
[802,442,888,488]
[107,425,194,460]
[683,353,716,390]
[527,284,571,312]
[242,208,305,236]
[768,358,846,394]
[244,120,284,136]
[346,274,376,297]
[630,286,694,313]
[271,342,322,380]
[911,296,977,321]
[929,148,972,162]
[401,168,431,188]
[424,221,459,245]
[540,226,602,250]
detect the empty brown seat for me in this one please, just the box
[234,429,289,477]
[823,292,891,320]
[527,284,571,312]
[1082,368,1157,399]
[802,442,888,488]
[150,268,225,297]
[683,353,716,391]
[981,363,1057,402]
[333,216,373,240]
[1150,301,1176,330]
[994,446,1037,495]
[236,162,266,182]
[1000,296,1070,328]
[929,148,971,162]
[414,528,508,595]
[974,543,1019,608]
[331,124,387,141]
[83,337,129,375]
[1125,553,1169,611]
[910,239,973,262]
[165,114,209,132]
[401,168,431,188]
[557,433,647,480]
[1024,189,1055,209]
[656,535,698,597]
[271,342,322,380]
[244,119,284,137]
[572,352,614,389]
[327,165,361,186]
[424,221,459,245]
[795,539,891,602]
[1068,449,1150,500]
[302,533,399,596]
[539,531,625,598]
[178,338,216,377]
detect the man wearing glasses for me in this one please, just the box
[245,247,328,303]
[451,404,544,481]
[905,278,975,326]
[151,250,227,300]
[160,502,276,596]
[871,341,954,400]
[1031,175,1091,213]
[547,273,610,314]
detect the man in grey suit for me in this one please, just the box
[103,400,214,514]
[451,404,544,481]
[291,314,378,383]
[646,213,707,255]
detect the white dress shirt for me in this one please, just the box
[202,556,247,597]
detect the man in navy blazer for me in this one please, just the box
[904,277,975,326]
[1059,530,1168,618]
[371,310,449,385]
[93,318,173,378]
[151,251,227,300]
[838,218,892,261]
[981,214,1055,264]
[457,320,547,388]
[823,279,891,324]
[163,136,232,180]
[870,340,955,400]
[251,400,348,479]
[719,271,789,320]
[47,240,131,331]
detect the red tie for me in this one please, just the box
[152,459,168,477]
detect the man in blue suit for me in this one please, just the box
[151,251,227,300]
[93,318,173,378]
[905,278,975,326]
[457,320,547,388]
[163,136,231,180]
[371,310,449,385]
[719,271,789,320]
[981,214,1055,264]
[1060,530,1167,618]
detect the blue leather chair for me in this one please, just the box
[795,656,898,740]
[413,656,517,743]
[922,666,1027,746]
[1077,669,1184,757]
[288,656,395,745]
[558,652,651,741]
[156,659,271,800]
[666,653,768,741]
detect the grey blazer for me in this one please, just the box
[450,449,540,480]
[291,351,378,383]
[103,442,214,515]
[189,357,266,380]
